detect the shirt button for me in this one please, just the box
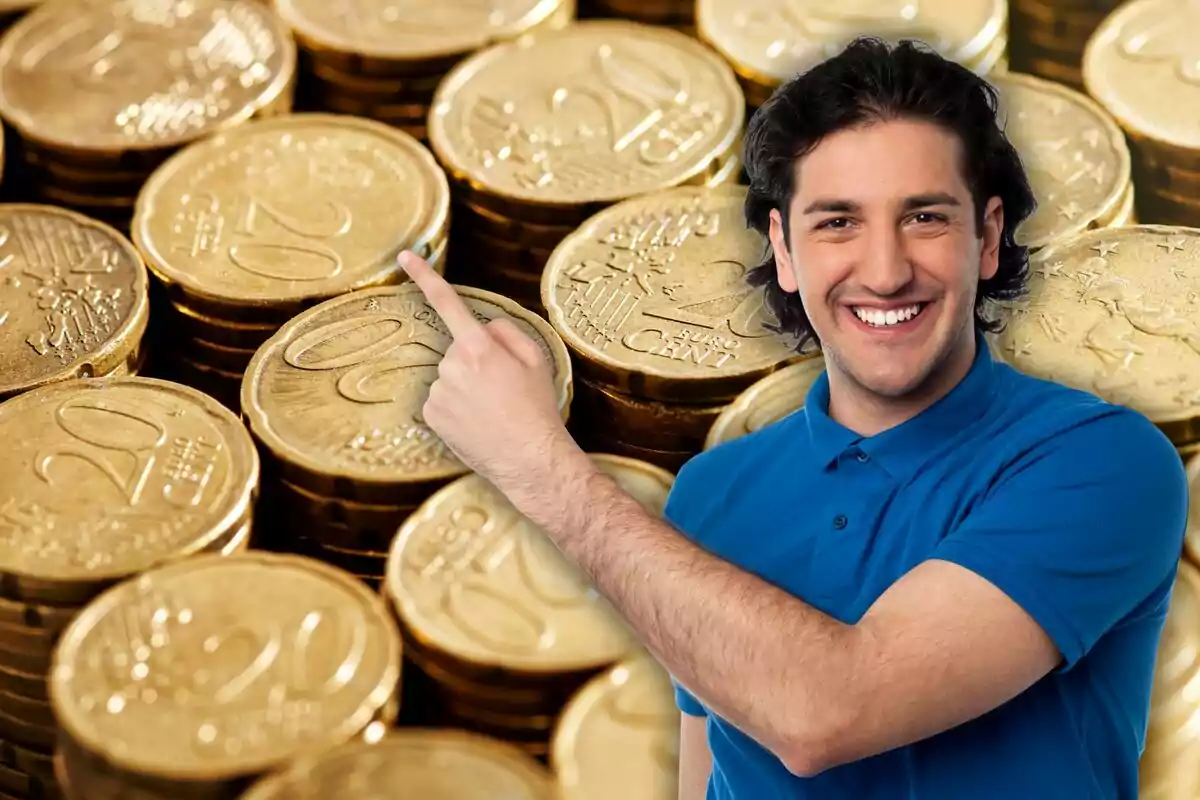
[833,514,848,530]
[855,452,870,463]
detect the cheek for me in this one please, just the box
[911,237,978,292]
[792,241,854,304]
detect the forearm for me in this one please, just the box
[509,446,870,766]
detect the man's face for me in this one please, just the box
[768,117,1003,400]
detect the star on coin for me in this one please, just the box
[1037,260,1065,279]
[1091,241,1119,257]
[1158,238,1187,253]
[1083,129,1102,148]
[1057,202,1083,220]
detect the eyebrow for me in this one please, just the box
[801,193,962,215]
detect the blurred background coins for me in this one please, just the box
[0,204,149,399]
[50,552,401,799]
[0,0,35,33]
[1137,560,1200,800]
[0,377,256,798]
[578,0,693,32]
[551,654,680,800]
[1009,0,1122,89]
[275,0,575,144]
[385,454,668,760]
[132,113,450,412]
[241,282,572,589]
[1186,456,1200,567]
[696,0,1008,114]
[238,729,558,799]
[995,226,1200,450]
[704,357,828,450]
[542,185,806,471]
[0,0,297,234]
[992,72,1134,249]
[1083,0,1200,227]
[429,19,745,315]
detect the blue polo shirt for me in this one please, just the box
[667,334,1189,799]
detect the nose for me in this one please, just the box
[858,224,915,297]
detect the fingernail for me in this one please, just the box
[398,251,413,268]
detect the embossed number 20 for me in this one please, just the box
[228,194,352,282]
[35,397,167,506]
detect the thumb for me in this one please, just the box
[486,317,545,370]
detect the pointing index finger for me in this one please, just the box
[399,251,484,340]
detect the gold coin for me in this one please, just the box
[0,377,258,603]
[238,729,556,799]
[385,454,669,673]
[1186,454,1200,566]
[133,114,448,311]
[429,20,743,209]
[542,186,802,403]
[991,72,1131,249]
[703,355,826,449]
[0,204,149,398]
[1083,0,1200,152]
[551,655,679,800]
[51,552,402,781]
[996,226,1200,444]
[241,283,572,496]
[1142,560,1200,760]
[0,0,295,153]
[276,0,569,62]
[697,0,1005,88]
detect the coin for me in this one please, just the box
[1084,0,1200,153]
[703,355,827,449]
[542,186,803,403]
[995,226,1200,445]
[0,377,258,604]
[0,204,149,398]
[551,655,679,800]
[238,729,557,799]
[241,283,573,501]
[991,72,1131,249]
[1186,455,1200,566]
[697,0,1005,88]
[50,552,402,781]
[0,0,296,154]
[275,0,569,64]
[385,454,669,674]
[429,20,744,212]
[133,114,449,313]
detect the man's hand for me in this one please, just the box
[398,251,577,495]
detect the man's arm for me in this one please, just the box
[508,410,1186,777]
[678,713,712,799]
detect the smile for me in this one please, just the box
[851,303,927,327]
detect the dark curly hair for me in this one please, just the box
[743,37,1037,353]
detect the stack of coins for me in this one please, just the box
[551,654,680,800]
[429,19,745,316]
[1084,0,1200,227]
[0,0,296,234]
[542,186,808,473]
[1137,560,1200,799]
[241,282,573,591]
[0,205,150,400]
[992,72,1135,249]
[1009,0,1122,89]
[704,357,828,450]
[1184,455,1199,567]
[0,1,32,33]
[696,0,1008,113]
[578,0,694,32]
[0,377,257,800]
[132,113,450,412]
[238,730,558,799]
[50,552,402,799]
[275,0,575,144]
[995,226,1200,451]
[385,454,669,760]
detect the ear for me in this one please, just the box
[978,196,1004,281]
[769,209,799,293]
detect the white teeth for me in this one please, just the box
[853,304,922,327]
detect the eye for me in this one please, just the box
[815,217,853,230]
[909,212,946,225]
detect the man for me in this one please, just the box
[399,37,1188,799]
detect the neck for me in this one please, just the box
[826,331,979,437]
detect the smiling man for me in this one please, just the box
[398,37,1189,800]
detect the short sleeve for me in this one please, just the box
[932,409,1188,671]
[664,458,710,717]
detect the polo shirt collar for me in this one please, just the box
[803,331,1000,476]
